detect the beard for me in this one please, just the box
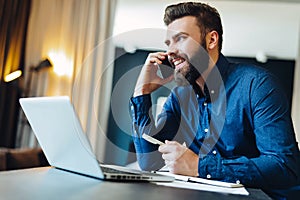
[174,64,200,86]
[174,42,209,88]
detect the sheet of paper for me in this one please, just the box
[155,171,244,188]
[154,180,249,196]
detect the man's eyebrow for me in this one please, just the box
[164,32,189,45]
[173,32,189,39]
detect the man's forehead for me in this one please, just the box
[165,29,181,38]
[165,16,200,40]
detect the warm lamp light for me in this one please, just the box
[48,50,73,77]
[4,70,22,82]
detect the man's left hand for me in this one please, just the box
[158,140,199,176]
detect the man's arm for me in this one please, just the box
[130,93,180,171]
[229,73,300,188]
[130,52,175,171]
[232,73,299,188]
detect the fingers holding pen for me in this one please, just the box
[159,140,199,176]
[158,140,187,161]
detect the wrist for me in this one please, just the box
[133,88,151,97]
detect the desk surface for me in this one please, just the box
[0,167,271,200]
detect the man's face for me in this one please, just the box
[165,16,209,86]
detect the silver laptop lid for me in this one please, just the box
[19,96,104,179]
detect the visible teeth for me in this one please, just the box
[174,59,184,66]
[174,61,180,66]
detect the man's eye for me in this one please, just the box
[176,35,186,42]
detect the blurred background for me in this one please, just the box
[0,0,300,167]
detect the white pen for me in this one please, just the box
[142,133,187,147]
[142,133,164,145]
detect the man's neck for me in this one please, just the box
[195,52,219,92]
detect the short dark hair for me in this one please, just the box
[164,2,223,51]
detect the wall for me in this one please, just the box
[114,0,300,59]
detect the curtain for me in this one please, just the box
[292,31,300,148]
[0,0,31,148]
[18,0,116,161]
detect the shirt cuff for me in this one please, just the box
[198,154,223,180]
[130,94,152,119]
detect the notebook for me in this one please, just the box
[19,96,174,182]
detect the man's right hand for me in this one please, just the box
[133,52,174,97]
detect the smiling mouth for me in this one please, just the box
[171,57,188,71]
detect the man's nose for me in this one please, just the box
[166,43,178,56]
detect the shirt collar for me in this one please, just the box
[203,53,230,102]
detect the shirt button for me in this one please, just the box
[204,128,209,133]
[196,94,199,98]
[203,102,207,106]
[212,150,217,155]
[206,174,211,179]
[131,105,134,110]
[211,90,215,94]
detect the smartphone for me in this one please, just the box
[159,58,174,78]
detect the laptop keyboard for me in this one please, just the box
[100,166,136,174]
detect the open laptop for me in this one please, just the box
[19,96,174,182]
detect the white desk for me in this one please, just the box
[0,167,271,200]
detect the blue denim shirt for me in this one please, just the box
[130,54,300,190]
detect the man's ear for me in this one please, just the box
[206,31,219,50]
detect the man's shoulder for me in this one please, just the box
[217,55,272,84]
[225,62,282,96]
[227,62,271,80]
